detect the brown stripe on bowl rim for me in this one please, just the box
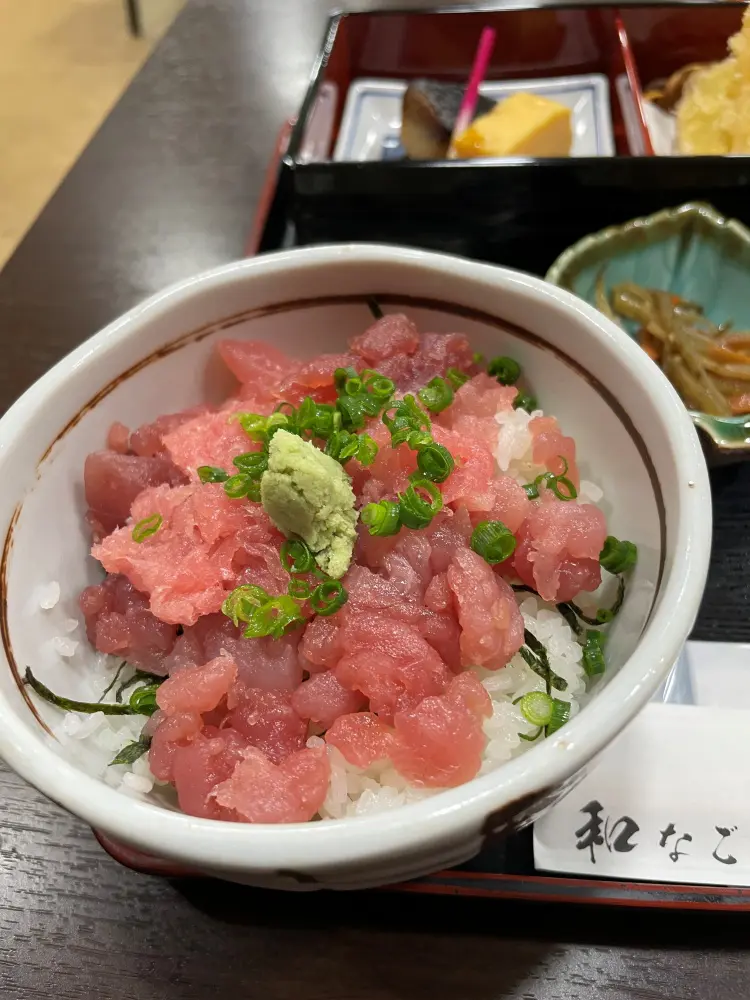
[2,292,666,732]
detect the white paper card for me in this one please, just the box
[534,702,750,886]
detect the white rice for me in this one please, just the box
[45,401,599,817]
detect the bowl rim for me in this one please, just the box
[544,201,750,454]
[0,244,712,873]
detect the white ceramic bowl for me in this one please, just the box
[0,245,711,889]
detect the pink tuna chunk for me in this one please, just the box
[163,404,262,480]
[79,574,177,673]
[217,340,300,397]
[335,616,452,721]
[391,672,489,787]
[106,422,131,454]
[184,615,303,691]
[211,745,330,823]
[513,498,606,602]
[432,425,496,512]
[325,712,395,768]
[129,406,211,458]
[169,728,251,819]
[424,571,452,613]
[471,475,532,534]
[447,547,524,669]
[349,313,420,363]
[92,482,278,625]
[438,373,517,452]
[291,670,365,729]
[84,451,187,537]
[529,415,580,488]
[425,507,473,573]
[300,616,343,672]
[443,373,517,423]
[226,687,307,764]
[277,352,359,405]
[156,655,237,716]
[371,332,473,393]
[148,711,203,781]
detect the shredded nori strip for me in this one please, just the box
[97,661,128,703]
[520,632,568,694]
[367,297,383,320]
[109,736,152,767]
[25,667,136,715]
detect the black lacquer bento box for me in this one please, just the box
[101,1,750,909]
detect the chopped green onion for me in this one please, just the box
[416,442,454,483]
[336,393,369,431]
[334,366,359,390]
[25,667,138,715]
[310,580,348,617]
[356,433,378,466]
[221,584,271,627]
[546,698,571,735]
[472,352,485,366]
[325,430,358,463]
[403,429,433,451]
[582,629,607,678]
[115,669,161,704]
[234,411,292,443]
[233,412,270,440]
[128,684,159,716]
[364,374,395,399]
[221,585,306,638]
[245,596,303,639]
[383,394,431,442]
[197,465,229,483]
[280,539,315,575]
[223,473,254,499]
[446,367,470,390]
[523,457,576,502]
[132,513,162,543]
[232,452,268,476]
[513,391,537,413]
[600,536,638,574]
[361,499,402,537]
[343,374,364,397]
[470,520,516,565]
[288,578,312,600]
[518,691,554,727]
[398,479,443,529]
[109,736,151,766]
[487,356,522,385]
[550,476,577,501]
[417,376,454,414]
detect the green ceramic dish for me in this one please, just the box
[546,202,750,460]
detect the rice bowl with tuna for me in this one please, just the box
[25,309,638,824]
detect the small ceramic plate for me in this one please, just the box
[546,202,750,459]
[333,75,616,161]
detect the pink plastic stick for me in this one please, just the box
[448,26,497,157]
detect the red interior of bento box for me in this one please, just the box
[301,3,747,159]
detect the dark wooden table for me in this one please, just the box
[1,2,749,996]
